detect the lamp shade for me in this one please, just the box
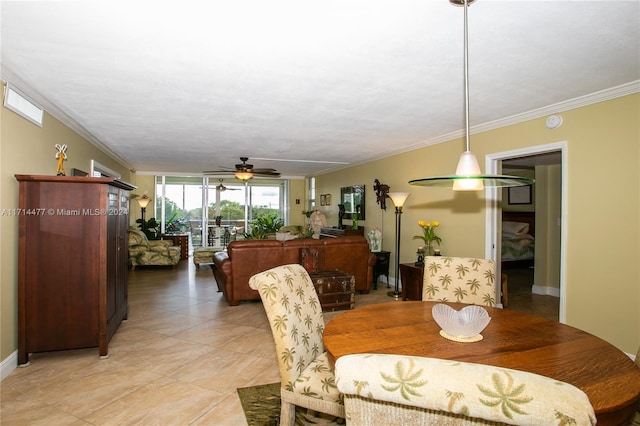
[136,194,152,209]
[388,192,411,208]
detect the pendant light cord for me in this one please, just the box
[464,0,471,153]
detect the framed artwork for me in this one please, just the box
[508,185,532,205]
[320,195,326,206]
[324,194,331,205]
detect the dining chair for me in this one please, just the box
[422,256,496,306]
[249,264,344,426]
[335,353,596,426]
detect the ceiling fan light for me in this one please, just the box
[235,171,253,181]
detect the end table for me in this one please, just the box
[372,251,390,290]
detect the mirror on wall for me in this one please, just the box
[340,185,365,220]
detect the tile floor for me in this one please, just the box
[1,260,557,425]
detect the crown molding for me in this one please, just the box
[424,80,640,146]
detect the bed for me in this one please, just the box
[501,211,535,269]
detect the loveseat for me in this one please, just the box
[128,229,181,270]
[212,236,376,306]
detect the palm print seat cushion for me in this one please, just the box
[422,256,496,306]
[335,353,596,426]
[249,264,344,420]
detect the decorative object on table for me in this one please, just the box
[367,227,382,252]
[432,303,491,343]
[415,247,425,266]
[309,210,327,238]
[337,204,345,228]
[214,215,222,226]
[413,220,441,255]
[54,144,67,176]
[373,179,390,210]
[433,248,441,256]
[387,192,411,298]
[408,0,533,191]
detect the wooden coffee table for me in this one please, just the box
[323,301,640,426]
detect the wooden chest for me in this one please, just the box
[309,270,355,312]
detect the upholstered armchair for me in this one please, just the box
[422,256,496,306]
[127,229,181,270]
[335,353,596,426]
[249,264,344,425]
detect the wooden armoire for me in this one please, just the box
[15,175,135,365]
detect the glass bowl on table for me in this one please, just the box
[432,303,491,343]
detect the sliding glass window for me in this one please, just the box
[155,176,287,249]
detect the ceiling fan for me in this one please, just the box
[215,179,241,192]
[203,157,281,181]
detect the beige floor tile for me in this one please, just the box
[191,394,248,426]
[119,335,217,376]
[83,376,225,426]
[169,348,277,394]
[1,387,82,426]
[22,359,161,419]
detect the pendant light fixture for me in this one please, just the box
[409,0,533,191]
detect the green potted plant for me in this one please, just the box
[245,212,284,240]
[136,217,161,240]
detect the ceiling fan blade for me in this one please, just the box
[252,172,281,178]
[203,170,235,175]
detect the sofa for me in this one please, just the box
[128,229,181,270]
[212,236,376,306]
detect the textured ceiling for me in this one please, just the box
[1,1,638,178]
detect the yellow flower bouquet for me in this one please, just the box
[413,220,442,255]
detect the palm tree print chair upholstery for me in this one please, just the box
[335,353,596,426]
[422,256,496,306]
[249,264,344,425]
[127,229,181,270]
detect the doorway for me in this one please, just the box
[486,142,567,322]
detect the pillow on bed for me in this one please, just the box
[503,221,530,235]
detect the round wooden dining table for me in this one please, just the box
[323,301,640,426]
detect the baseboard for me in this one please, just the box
[532,285,560,298]
[1,351,18,381]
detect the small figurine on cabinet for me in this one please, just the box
[55,144,68,176]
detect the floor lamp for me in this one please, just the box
[387,192,411,298]
[136,194,152,234]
